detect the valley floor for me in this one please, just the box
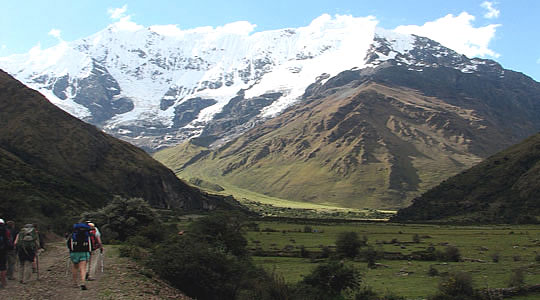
[0,241,189,300]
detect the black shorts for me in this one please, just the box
[0,251,7,271]
[18,249,35,262]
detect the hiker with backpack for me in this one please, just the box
[86,222,103,281]
[14,223,39,284]
[67,223,92,290]
[0,218,14,288]
[6,221,17,281]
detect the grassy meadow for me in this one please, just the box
[245,221,540,299]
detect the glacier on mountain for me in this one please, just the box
[0,14,488,151]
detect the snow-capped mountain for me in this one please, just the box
[0,14,501,151]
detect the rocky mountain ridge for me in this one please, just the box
[0,15,511,152]
[155,55,540,208]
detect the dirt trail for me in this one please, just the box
[0,242,189,299]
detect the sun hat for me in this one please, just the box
[0,219,4,224]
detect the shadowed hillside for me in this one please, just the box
[0,70,235,225]
[393,132,540,223]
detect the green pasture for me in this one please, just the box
[247,221,540,299]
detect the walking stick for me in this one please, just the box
[100,250,104,273]
[36,252,40,280]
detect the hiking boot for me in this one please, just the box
[86,277,96,281]
[80,284,87,290]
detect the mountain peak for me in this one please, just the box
[0,15,508,151]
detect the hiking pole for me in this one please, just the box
[100,250,104,273]
[36,252,40,281]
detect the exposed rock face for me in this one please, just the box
[3,16,532,153]
[155,58,540,209]
[0,70,235,223]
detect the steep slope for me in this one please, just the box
[392,132,540,223]
[1,16,522,153]
[0,70,232,224]
[155,55,540,209]
[0,15,379,151]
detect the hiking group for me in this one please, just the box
[0,219,45,288]
[0,219,104,291]
[66,221,103,291]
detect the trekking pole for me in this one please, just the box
[100,250,104,273]
[36,252,40,281]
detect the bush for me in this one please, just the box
[336,232,364,258]
[80,195,162,243]
[430,272,476,300]
[508,269,525,288]
[301,261,361,297]
[428,265,439,276]
[150,237,250,300]
[491,252,500,263]
[435,245,461,262]
[187,211,248,257]
[300,245,310,258]
[413,234,421,243]
[304,225,313,233]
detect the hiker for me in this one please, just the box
[67,223,92,290]
[0,218,14,288]
[6,221,17,280]
[86,222,103,281]
[32,224,45,273]
[14,223,39,284]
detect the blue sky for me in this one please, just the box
[1,0,539,81]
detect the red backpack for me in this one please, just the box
[89,228,100,250]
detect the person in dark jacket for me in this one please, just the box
[0,218,13,288]
[6,221,17,280]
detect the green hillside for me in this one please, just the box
[393,132,540,223]
[0,70,233,226]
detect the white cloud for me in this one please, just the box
[394,12,500,58]
[1,45,6,50]
[108,4,129,20]
[537,58,540,64]
[48,28,62,40]
[481,1,500,19]
[149,24,183,37]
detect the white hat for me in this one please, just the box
[0,219,4,224]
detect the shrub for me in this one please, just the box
[363,246,378,269]
[304,225,313,233]
[150,237,250,300]
[336,232,364,258]
[187,211,248,257]
[300,245,310,258]
[435,245,461,262]
[80,195,161,243]
[428,265,439,276]
[508,269,525,288]
[491,252,500,263]
[320,246,331,258]
[413,234,421,243]
[430,272,476,300]
[301,261,361,298]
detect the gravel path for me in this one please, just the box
[0,242,190,299]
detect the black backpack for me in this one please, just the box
[0,224,7,251]
[68,223,92,252]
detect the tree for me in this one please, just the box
[336,232,364,258]
[80,195,161,242]
[301,261,361,298]
[187,211,248,257]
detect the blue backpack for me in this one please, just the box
[68,223,91,252]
